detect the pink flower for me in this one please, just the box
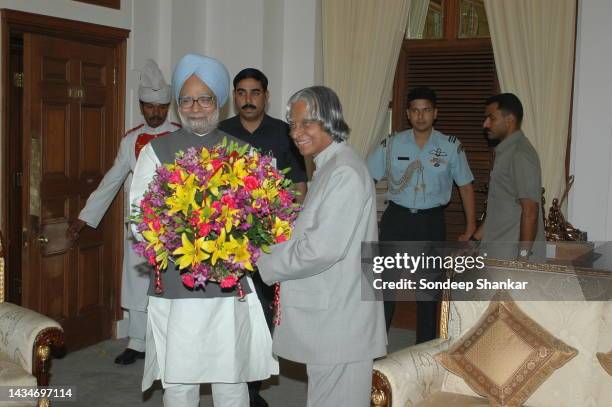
[211,159,223,173]
[278,190,292,206]
[198,223,213,237]
[275,235,288,243]
[169,170,183,184]
[189,210,201,226]
[150,218,162,231]
[243,176,259,191]
[147,255,156,266]
[220,275,238,289]
[221,194,237,208]
[181,273,195,288]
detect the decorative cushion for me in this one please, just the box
[597,350,612,376]
[434,301,577,407]
[415,391,490,407]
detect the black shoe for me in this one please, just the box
[250,393,269,407]
[114,348,145,365]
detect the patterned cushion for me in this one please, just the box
[597,350,612,376]
[435,301,577,407]
[415,391,490,406]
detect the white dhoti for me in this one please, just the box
[142,277,279,391]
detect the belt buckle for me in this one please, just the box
[409,208,418,214]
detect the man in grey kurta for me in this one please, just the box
[130,53,277,407]
[257,86,387,407]
[474,93,545,260]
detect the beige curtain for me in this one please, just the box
[484,0,576,209]
[406,0,430,39]
[322,0,411,158]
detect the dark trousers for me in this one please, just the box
[248,271,275,399]
[379,201,446,344]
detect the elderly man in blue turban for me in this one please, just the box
[130,54,278,407]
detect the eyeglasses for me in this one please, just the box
[178,95,216,109]
[288,119,319,131]
[408,107,435,115]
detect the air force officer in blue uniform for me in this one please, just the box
[367,86,476,343]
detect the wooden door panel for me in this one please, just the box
[42,103,70,175]
[40,255,68,319]
[77,246,103,311]
[81,63,107,86]
[41,57,70,82]
[23,33,117,350]
[81,105,106,174]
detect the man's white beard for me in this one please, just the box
[179,109,219,135]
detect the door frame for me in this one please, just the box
[1,9,129,324]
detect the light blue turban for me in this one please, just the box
[172,53,230,107]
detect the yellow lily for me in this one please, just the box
[229,235,253,271]
[221,158,248,190]
[272,216,292,242]
[166,173,200,216]
[172,233,211,269]
[143,226,165,252]
[207,168,224,197]
[201,228,232,266]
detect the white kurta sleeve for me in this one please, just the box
[257,165,367,284]
[129,143,161,240]
[78,135,133,228]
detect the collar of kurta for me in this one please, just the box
[313,141,342,168]
[495,129,525,154]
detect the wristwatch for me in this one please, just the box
[518,248,530,259]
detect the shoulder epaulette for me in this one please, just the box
[124,123,145,137]
[457,144,465,154]
[447,135,458,144]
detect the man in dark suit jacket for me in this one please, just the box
[219,68,307,407]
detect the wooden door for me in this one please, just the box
[22,33,119,350]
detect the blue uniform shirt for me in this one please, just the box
[367,129,474,209]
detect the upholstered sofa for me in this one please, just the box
[371,262,612,407]
[0,232,64,407]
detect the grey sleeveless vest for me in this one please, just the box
[146,128,252,299]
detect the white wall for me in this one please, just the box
[279,0,318,118]
[0,0,131,28]
[568,0,612,240]
[149,0,320,120]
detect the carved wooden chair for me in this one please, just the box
[0,231,64,406]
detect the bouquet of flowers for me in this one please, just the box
[132,139,300,298]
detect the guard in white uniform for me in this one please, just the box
[130,53,278,407]
[66,59,180,365]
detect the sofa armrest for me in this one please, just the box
[0,302,64,383]
[372,338,450,407]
